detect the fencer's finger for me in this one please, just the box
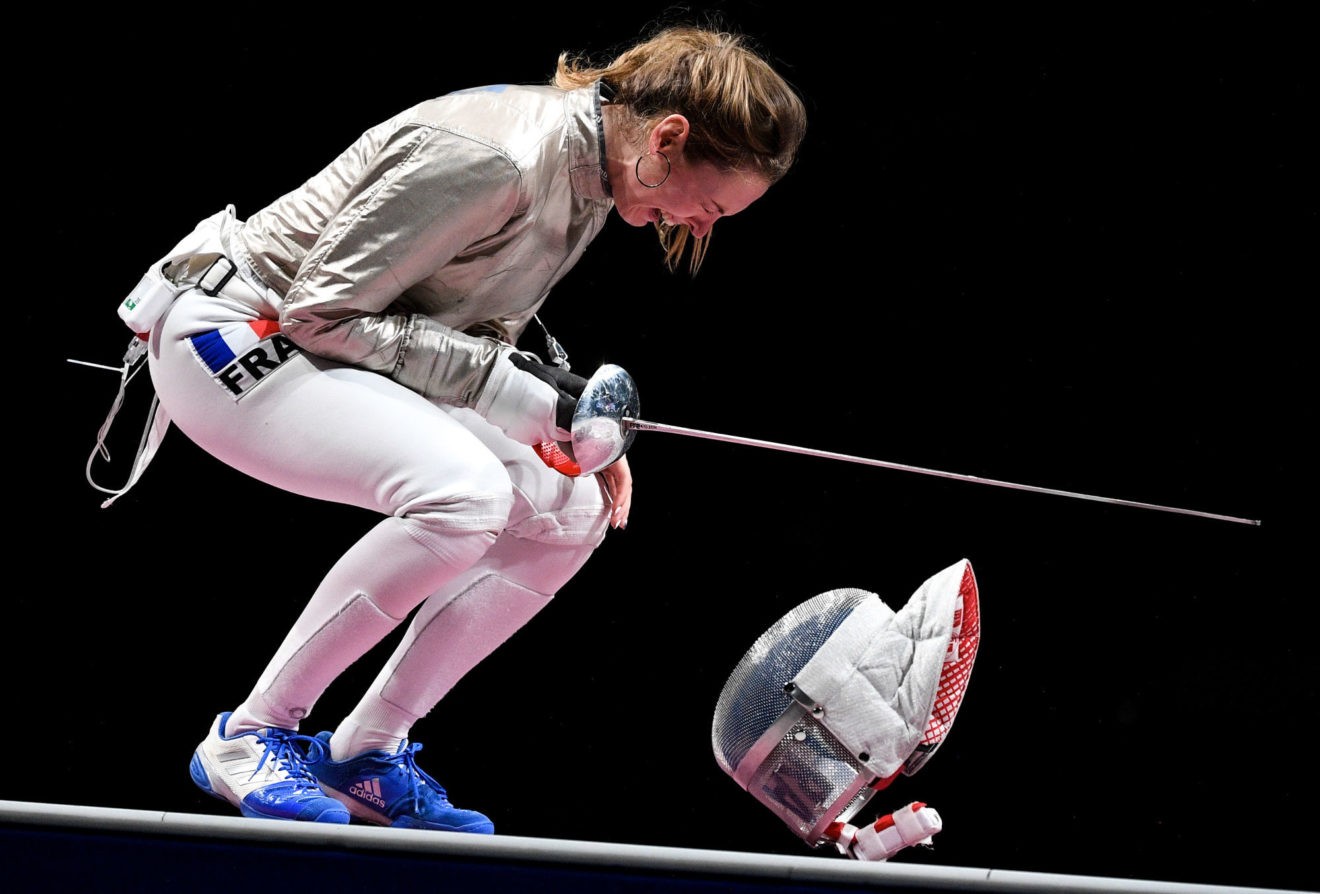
[594,459,630,528]
[610,491,631,528]
[609,480,631,527]
[612,492,631,529]
[602,458,632,528]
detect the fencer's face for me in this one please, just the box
[614,156,769,239]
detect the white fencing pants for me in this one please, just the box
[149,283,610,740]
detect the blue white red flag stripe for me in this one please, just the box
[189,320,282,374]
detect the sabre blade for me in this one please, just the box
[622,417,1260,527]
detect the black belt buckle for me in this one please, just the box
[198,256,237,296]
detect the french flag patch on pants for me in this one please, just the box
[188,319,301,399]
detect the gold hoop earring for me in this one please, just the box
[635,150,671,189]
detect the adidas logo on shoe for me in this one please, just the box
[349,778,387,809]
[305,732,494,833]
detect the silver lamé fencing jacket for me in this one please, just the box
[232,81,615,407]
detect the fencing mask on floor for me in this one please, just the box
[711,558,980,854]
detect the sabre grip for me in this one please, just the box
[474,350,587,446]
[509,353,587,433]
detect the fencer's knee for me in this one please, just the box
[504,496,610,549]
[501,470,611,549]
[393,460,516,562]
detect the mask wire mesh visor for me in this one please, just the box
[711,559,980,848]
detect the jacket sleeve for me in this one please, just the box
[278,123,525,405]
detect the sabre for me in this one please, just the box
[624,417,1259,526]
[567,364,1260,527]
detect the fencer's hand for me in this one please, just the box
[596,455,633,529]
[475,350,588,445]
[507,353,587,432]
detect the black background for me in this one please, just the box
[10,3,1315,891]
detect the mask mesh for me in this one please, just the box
[712,588,873,779]
[742,717,872,841]
[712,588,876,842]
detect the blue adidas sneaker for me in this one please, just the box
[189,712,350,824]
[307,733,495,834]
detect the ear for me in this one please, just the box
[650,114,691,155]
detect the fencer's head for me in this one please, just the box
[552,23,807,273]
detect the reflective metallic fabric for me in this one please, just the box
[231,83,613,405]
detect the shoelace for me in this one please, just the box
[385,742,451,807]
[250,730,328,787]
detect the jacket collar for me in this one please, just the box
[568,81,612,202]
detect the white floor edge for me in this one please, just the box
[0,799,1302,894]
